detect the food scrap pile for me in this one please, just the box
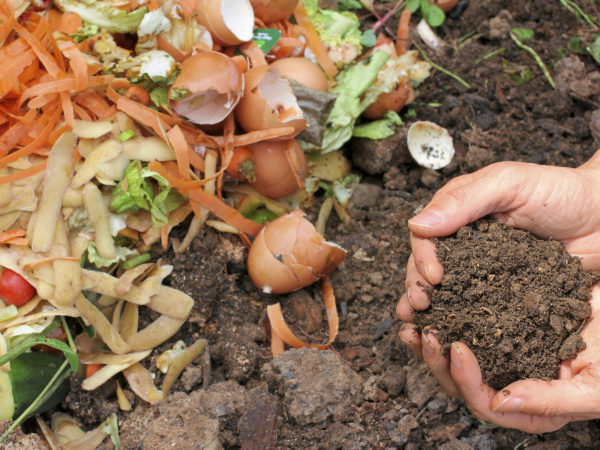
[0,0,435,446]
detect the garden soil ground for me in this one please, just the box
[7,0,600,448]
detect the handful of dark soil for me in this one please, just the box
[414,219,600,390]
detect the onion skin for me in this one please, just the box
[270,57,329,91]
[362,79,415,120]
[429,0,459,13]
[249,0,299,23]
[247,210,346,294]
[249,139,306,199]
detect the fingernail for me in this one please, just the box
[409,210,442,229]
[422,331,434,355]
[423,264,436,285]
[406,287,417,310]
[492,396,524,413]
[451,343,462,369]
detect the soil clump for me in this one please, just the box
[415,218,600,389]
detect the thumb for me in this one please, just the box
[408,164,524,237]
[491,376,600,418]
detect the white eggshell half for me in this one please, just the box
[407,121,455,170]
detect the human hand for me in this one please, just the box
[397,153,600,432]
[399,285,600,433]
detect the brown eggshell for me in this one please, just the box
[270,57,329,91]
[172,52,243,125]
[195,0,254,46]
[235,65,306,137]
[249,0,299,23]
[429,0,459,13]
[247,226,300,294]
[248,210,346,294]
[362,79,415,120]
[173,52,243,94]
[249,139,306,199]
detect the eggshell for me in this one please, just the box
[247,210,346,294]
[195,0,254,46]
[249,139,306,199]
[362,79,415,120]
[270,57,329,91]
[172,52,243,125]
[407,121,455,170]
[250,0,299,24]
[235,65,306,137]
[429,0,459,13]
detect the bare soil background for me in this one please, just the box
[7,0,600,448]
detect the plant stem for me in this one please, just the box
[373,0,406,34]
[475,47,505,64]
[509,31,556,89]
[560,0,599,27]
[412,40,471,88]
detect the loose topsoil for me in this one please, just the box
[8,0,600,449]
[414,219,599,390]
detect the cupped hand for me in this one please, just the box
[397,152,600,432]
[399,285,600,433]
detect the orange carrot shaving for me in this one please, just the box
[396,8,412,55]
[23,256,80,270]
[125,85,150,106]
[0,161,47,184]
[188,146,205,173]
[156,35,187,63]
[239,40,267,67]
[13,19,62,79]
[58,11,83,35]
[293,3,338,78]
[267,275,339,356]
[85,363,104,378]
[278,107,299,121]
[60,91,75,126]
[284,139,305,190]
[187,192,262,236]
[166,125,191,180]
[3,237,29,246]
[57,37,89,91]
[161,224,169,250]
[0,229,26,244]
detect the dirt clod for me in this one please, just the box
[415,219,600,390]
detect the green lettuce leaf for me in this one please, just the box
[111,161,185,227]
[321,50,390,153]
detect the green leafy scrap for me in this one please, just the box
[111,160,185,226]
[129,71,181,109]
[405,0,445,27]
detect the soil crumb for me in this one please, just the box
[414,219,600,390]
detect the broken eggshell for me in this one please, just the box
[269,57,329,92]
[250,139,306,199]
[235,65,306,138]
[194,0,254,46]
[171,51,243,125]
[247,210,346,294]
[249,0,299,23]
[407,121,455,170]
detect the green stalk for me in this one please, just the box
[0,360,71,443]
[412,40,471,88]
[509,31,555,89]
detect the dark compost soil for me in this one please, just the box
[8,0,600,449]
[414,219,599,390]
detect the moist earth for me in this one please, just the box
[414,219,600,390]
[9,0,600,448]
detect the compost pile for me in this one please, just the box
[414,218,600,390]
[5,0,600,449]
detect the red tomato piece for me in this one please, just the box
[0,268,36,306]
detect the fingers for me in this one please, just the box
[410,233,443,285]
[399,323,422,359]
[449,342,571,433]
[490,372,600,419]
[404,254,434,309]
[396,292,415,322]
[421,329,460,397]
[407,163,524,238]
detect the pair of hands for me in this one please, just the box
[397,153,600,433]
